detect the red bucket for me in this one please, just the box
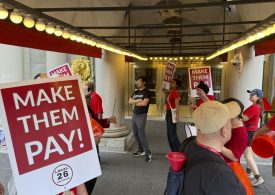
[166,152,187,172]
[251,132,275,158]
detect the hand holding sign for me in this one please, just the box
[162,61,176,90]
[188,66,213,98]
[196,88,207,98]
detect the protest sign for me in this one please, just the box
[0,76,101,195]
[162,61,176,90]
[48,63,72,77]
[188,66,213,97]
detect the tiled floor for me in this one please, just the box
[0,120,274,195]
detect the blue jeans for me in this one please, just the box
[165,167,184,195]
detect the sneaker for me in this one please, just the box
[247,172,254,179]
[145,154,152,163]
[251,177,264,187]
[133,151,145,157]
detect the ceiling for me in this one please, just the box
[9,0,275,57]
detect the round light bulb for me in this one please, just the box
[10,9,23,24]
[96,43,102,48]
[256,32,265,39]
[270,24,275,34]
[248,35,255,43]
[90,40,96,46]
[69,33,76,41]
[0,5,8,19]
[35,19,46,31]
[76,34,83,42]
[62,29,70,39]
[46,23,55,34]
[81,37,87,44]
[23,15,35,28]
[106,46,111,51]
[54,26,62,36]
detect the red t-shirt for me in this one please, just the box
[89,92,103,116]
[266,116,275,131]
[223,126,248,163]
[196,95,215,107]
[167,89,180,110]
[243,104,260,132]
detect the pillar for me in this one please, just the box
[223,46,264,108]
[95,51,133,152]
[0,44,23,128]
[0,44,23,82]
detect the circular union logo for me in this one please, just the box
[52,164,73,186]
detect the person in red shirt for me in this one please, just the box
[191,81,215,109]
[243,89,264,186]
[87,82,103,120]
[165,79,181,151]
[221,98,248,163]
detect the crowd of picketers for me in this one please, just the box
[0,75,273,195]
[130,76,272,194]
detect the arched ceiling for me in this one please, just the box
[9,0,275,57]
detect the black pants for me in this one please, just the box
[247,131,255,146]
[85,178,97,195]
[84,145,100,194]
[166,110,180,152]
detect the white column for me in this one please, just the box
[0,44,23,82]
[223,46,264,108]
[95,51,125,127]
[95,51,133,151]
[46,51,68,71]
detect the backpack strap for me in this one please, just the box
[179,136,196,152]
[179,136,225,172]
[185,158,225,172]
